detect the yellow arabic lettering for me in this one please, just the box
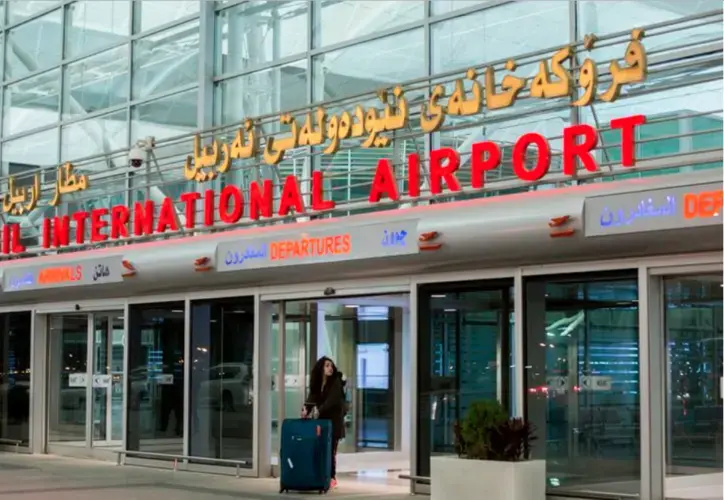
[49,162,89,207]
[361,104,389,148]
[298,107,327,147]
[379,86,409,130]
[183,135,229,182]
[600,28,647,103]
[24,174,39,214]
[485,60,527,110]
[263,114,299,165]
[448,69,482,116]
[573,58,599,107]
[229,119,258,160]
[530,46,574,99]
[350,105,366,138]
[324,111,352,155]
[420,84,446,133]
[2,176,19,214]
[3,174,40,215]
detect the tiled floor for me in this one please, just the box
[0,453,412,500]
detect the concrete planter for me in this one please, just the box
[431,456,546,500]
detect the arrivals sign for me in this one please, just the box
[0,31,650,256]
[2,255,123,292]
[584,182,722,237]
[216,221,419,272]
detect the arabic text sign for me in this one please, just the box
[216,221,419,272]
[584,183,722,237]
[2,255,124,292]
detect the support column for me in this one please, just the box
[254,296,273,477]
[197,0,215,130]
[30,312,48,454]
[400,306,411,455]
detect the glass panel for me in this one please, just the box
[133,0,199,34]
[132,20,199,100]
[64,0,130,59]
[131,88,197,141]
[313,1,423,49]
[313,28,424,101]
[3,68,60,136]
[127,302,185,455]
[110,315,124,442]
[215,1,307,75]
[417,285,512,477]
[0,312,32,446]
[526,275,640,495]
[190,297,255,465]
[664,274,723,487]
[92,315,109,443]
[6,0,59,24]
[431,0,494,16]
[61,109,128,164]
[63,46,129,119]
[47,314,89,444]
[213,59,307,126]
[5,9,63,81]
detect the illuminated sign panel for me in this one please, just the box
[2,255,124,292]
[583,183,722,237]
[216,221,418,272]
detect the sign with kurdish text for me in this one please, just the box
[2,255,124,292]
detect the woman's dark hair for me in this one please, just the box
[309,356,337,395]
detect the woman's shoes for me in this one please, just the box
[330,478,338,490]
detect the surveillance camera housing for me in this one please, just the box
[128,146,146,168]
[74,304,81,311]
[323,287,336,296]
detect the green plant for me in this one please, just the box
[459,400,508,460]
[487,417,537,462]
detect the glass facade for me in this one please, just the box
[0,311,31,446]
[0,0,716,252]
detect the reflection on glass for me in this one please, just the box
[215,1,307,75]
[213,60,307,126]
[665,275,723,475]
[64,0,130,59]
[417,285,512,477]
[131,88,197,141]
[430,0,492,16]
[127,302,185,455]
[0,312,32,446]
[7,1,60,24]
[3,69,60,136]
[132,20,199,100]
[92,316,109,443]
[134,0,199,34]
[63,47,129,119]
[526,275,640,494]
[314,1,423,49]
[5,9,63,81]
[48,314,89,443]
[190,297,255,465]
[61,110,128,164]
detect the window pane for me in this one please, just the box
[3,69,60,136]
[215,1,307,76]
[131,88,197,141]
[6,0,59,24]
[61,110,128,164]
[64,0,130,59]
[431,0,494,16]
[313,28,425,101]
[2,127,58,177]
[132,20,199,99]
[5,9,63,81]
[314,1,423,49]
[431,2,570,73]
[664,275,723,481]
[127,303,185,454]
[526,275,640,495]
[214,59,307,126]
[63,46,129,119]
[0,312,32,446]
[133,0,199,34]
[190,297,255,464]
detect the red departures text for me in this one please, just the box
[1,115,645,255]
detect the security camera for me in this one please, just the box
[74,304,81,311]
[128,145,146,168]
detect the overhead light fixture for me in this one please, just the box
[345,305,358,309]
[444,308,456,312]
[431,294,446,298]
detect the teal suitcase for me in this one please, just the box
[279,418,332,494]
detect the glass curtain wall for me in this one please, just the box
[127,302,185,455]
[525,272,640,496]
[189,297,255,466]
[416,281,514,477]
[0,311,31,446]
[664,275,723,481]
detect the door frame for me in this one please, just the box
[89,312,124,448]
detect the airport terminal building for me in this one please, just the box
[0,1,721,499]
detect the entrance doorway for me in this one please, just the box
[269,294,410,473]
[47,311,125,449]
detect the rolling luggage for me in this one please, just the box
[279,418,332,494]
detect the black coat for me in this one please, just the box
[308,373,346,441]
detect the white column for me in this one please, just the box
[30,312,48,454]
[399,306,411,454]
[254,296,273,477]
